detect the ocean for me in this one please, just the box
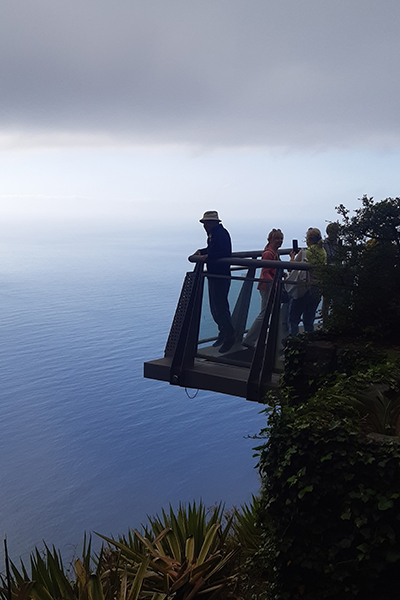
[0,220,266,565]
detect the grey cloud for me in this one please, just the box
[1,0,400,148]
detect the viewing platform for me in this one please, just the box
[144,248,312,403]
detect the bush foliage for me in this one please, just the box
[255,398,400,599]
[322,195,400,340]
[255,353,400,599]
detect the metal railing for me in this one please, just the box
[162,248,312,402]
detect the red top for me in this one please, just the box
[257,246,279,291]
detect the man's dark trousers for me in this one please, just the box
[208,276,235,342]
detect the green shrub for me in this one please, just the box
[322,196,400,341]
[255,392,400,599]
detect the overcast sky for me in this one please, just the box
[1,0,399,242]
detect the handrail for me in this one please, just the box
[188,253,312,271]
[229,247,294,258]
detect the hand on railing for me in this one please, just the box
[188,251,207,263]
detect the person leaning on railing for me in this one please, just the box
[193,210,236,354]
[288,227,327,337]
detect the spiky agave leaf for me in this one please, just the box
[125,557,150,600]
[336,383,400,436]
[22,545,75,600]
[96,533,147,566]
[196,523,221,566]
[2,581,35,600]
[87,574,104,600]
[1,539,113,600]
[232,496,262,557]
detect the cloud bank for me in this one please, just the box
[1,0,399,149]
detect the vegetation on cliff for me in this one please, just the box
[250,197,400,599]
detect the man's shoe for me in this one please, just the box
[218,337,236,353]
[212,337,224,347]
[242,341,255,350]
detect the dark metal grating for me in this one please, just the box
[164,272,197,357]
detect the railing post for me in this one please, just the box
[245,268,284,402]
[259,268,283,398]
[246,269,279,401]
[231,266,257,342]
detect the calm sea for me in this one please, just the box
[0,221,266,565]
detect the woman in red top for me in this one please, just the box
[243,229,284,348]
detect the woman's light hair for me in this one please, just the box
[306,227,323,247]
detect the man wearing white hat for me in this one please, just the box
[196,211,235,353]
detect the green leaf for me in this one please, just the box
[298,485,313,499]
[88,574,104,600]
[126,557,149,600]
[320,453,332,462]
[197,523,220,565]
[185,536,194,565]
[378,499,393,511]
